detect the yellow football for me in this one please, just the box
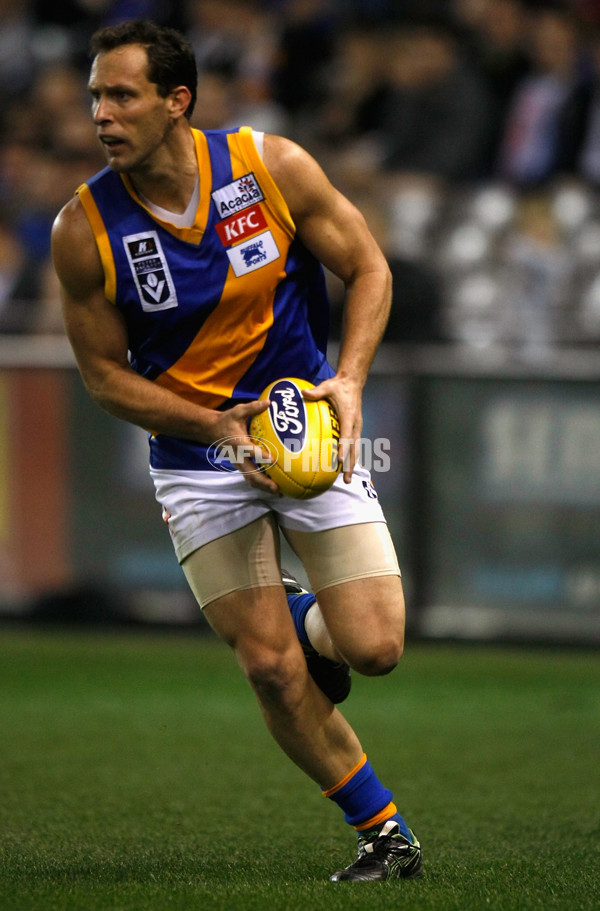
[249,377,341,499]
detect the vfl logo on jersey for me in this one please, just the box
[226,230,280,277]
[123,230,178,312]
[215,204,267,246]
[211,172,264,218]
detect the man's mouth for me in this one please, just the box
[100,135,125,150]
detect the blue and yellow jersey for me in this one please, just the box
[77,126,334,469]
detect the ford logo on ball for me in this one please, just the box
[269,380,307,453]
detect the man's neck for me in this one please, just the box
[129,127,197,214]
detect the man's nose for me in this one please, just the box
[93,97,112,123]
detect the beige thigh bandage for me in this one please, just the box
[182,514,283,609]
[283,521,400,594]
[182,516,399,609]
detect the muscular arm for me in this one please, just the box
[263,135,392,480]
[51,197,276,490]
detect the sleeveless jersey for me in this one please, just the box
[77,126,334,470]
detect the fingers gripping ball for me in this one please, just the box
[249,378,341,498]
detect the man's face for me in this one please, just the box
[88,44,173,172]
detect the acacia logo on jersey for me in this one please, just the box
[211,172,264,217]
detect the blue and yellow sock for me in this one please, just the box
[286,591,315,648]
[322,753,412,840]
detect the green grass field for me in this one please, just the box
[1,627,598,911]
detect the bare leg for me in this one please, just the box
[204,584,364,788]
[302,575,406,676]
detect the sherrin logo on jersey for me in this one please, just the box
[212,172,264,218]
[249,377,342,499]
[123,230,178,312]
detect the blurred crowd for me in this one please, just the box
[3,0,600,354]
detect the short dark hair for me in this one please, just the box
[90,19,197,119]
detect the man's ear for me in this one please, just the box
[168,85,192,119]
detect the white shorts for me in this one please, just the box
[150,462,387,564]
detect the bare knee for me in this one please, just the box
[349,635,404,677]
[312,574,406,677]
[243,647,306,709]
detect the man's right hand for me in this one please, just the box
[209,399,281,495]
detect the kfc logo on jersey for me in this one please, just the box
[212,172,264,217]
[215,204,268,246]
[226,230,280,276]
[123,230,178,312]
